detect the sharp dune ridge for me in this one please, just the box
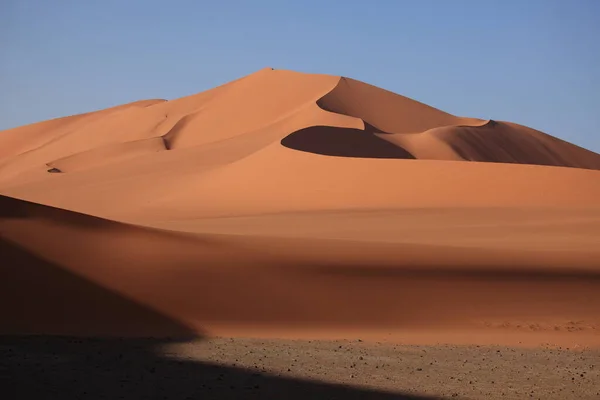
[1,67,599,347]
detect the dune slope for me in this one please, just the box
[1,194,600,345]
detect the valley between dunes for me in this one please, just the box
[1,67,599,348]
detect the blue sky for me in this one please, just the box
[2,0,599,152]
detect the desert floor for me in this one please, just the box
[2,336,599,400]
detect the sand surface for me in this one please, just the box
[1,67,600,350]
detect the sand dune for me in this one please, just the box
[1,194,600,346]
[1,67,598,189]
[1,67,599,346]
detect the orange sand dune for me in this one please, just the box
[1,67,598,190]
[1,194,600,346]
[1,67,600,346]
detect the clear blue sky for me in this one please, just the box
[2,0,599,152]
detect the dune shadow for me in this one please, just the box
[0,227,443,399]
[0,335,446,400]
[436,121,600,170]
[0,236,197,338]
[281,125,415,159]
[0,194,122,229]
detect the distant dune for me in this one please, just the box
[1,68,599,346]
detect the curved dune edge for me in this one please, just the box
[317,76,490,132]
[1,194,600,347]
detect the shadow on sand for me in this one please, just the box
[281,125,415,159]
[0,233,443,399]
[0,335,447,400]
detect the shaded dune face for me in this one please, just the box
[0,195,196,337]
[427,120,600,169]
[281,125,415,159]
[0,237,196,337]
